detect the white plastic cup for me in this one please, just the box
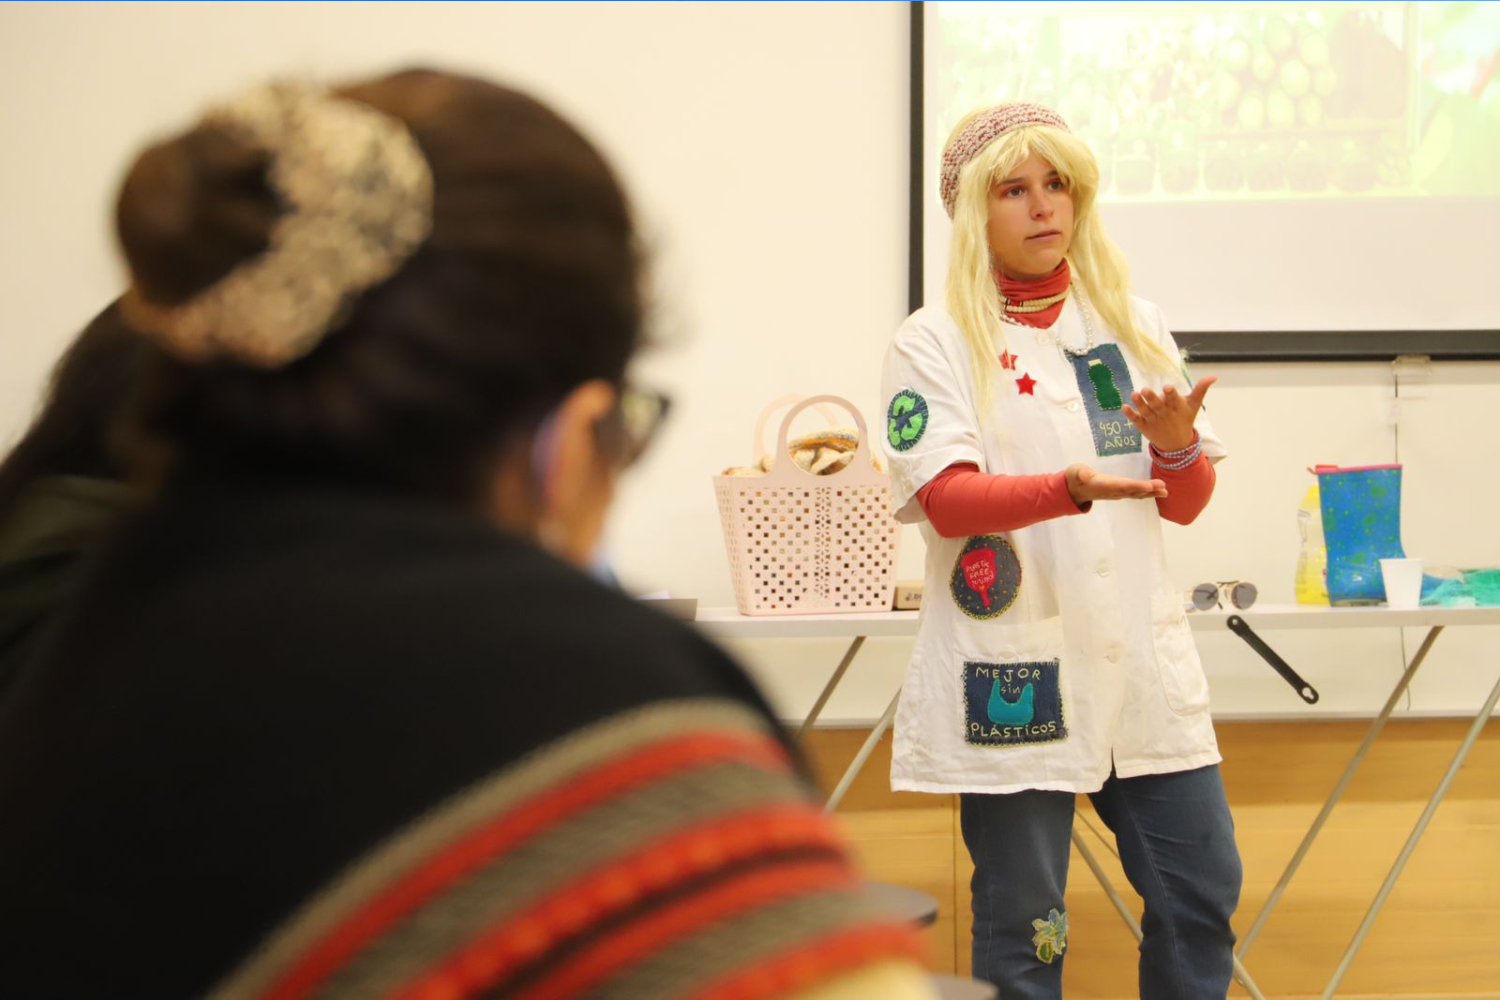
[1379,558,1424,609]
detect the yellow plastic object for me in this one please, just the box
[1295,481,1329,605]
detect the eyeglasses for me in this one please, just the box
[597,385,671,469]
[1189,580,1258,612]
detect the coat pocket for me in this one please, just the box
[955,615,1069,748]
[1149,593,1211,716]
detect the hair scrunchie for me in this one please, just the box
[125,82,433,368]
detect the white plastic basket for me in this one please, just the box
[713,395,901,616]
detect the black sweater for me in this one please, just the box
[0,468,917,999]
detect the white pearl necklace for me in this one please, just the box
[995,303,1030,330]
[1055,281,1096,359]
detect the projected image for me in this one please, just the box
[932,1,1500,200]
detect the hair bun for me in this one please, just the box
[118,83,433,368]
[117,125,281,307]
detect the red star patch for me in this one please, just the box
[1016,372,1037,395]
[999,350,1020,371]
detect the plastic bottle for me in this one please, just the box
[1295,478,1329,605]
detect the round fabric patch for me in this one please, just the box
[950,534,1022,620]
[887,388,929,452]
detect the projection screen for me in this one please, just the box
[913,1,1500,359]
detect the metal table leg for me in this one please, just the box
[786,631,888,810]
[1237,625,1446,962]
[796,648,941,927]
[824,688,900,813]
[795,636,866,743]
[1072,829,1268,999]
[1319,668,1500,999]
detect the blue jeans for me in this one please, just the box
[960,765,1242,999]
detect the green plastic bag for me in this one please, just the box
[1421,569,1500,608]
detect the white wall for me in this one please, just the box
[1160,359,1500,721]
[2,2,1494,725]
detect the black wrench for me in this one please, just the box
[1226,615,1319,705]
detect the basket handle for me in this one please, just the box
[751,394,844,466]
[764,394,872,486]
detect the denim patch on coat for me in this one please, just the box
[1068,344,1141,457]
[963,659,1067,747]
[887,388,929,452]
[949,534,1022,621]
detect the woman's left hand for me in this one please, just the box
[1122,376,1216,453]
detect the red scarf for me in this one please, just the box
[994,260,1070,329]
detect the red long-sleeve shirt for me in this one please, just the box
[922,263,1216,536]
[915,453,1214,538]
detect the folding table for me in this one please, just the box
[695,603,1500,998]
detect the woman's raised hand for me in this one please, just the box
[1122,376,1216,453]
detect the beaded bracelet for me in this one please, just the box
[1153,448,1200,471]
[1151,438,1202,471]
[1152,433,1200,460]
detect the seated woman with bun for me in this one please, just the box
[0,70,936,1000]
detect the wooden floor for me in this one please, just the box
[802,719,1500,999]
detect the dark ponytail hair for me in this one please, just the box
[0,301,151,518]
[116,68,644,504]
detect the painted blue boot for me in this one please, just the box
[1317,464,1407,606]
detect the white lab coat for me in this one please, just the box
[879,295,1226,795]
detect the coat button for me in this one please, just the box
[1097,562,1111,577]
[1106,646,1122,663]
[1066,401,1081,412]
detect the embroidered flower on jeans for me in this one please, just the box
[1031,907,1068,964]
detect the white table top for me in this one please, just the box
[693,603,1500,639]
[1186,603,1500,630]
[693,607,923,639]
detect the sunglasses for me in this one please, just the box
[596,385,672,469]
[1190,580,1258,612]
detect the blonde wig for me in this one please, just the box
[942,111,1176,407]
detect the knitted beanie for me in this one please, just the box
[940,103,1070,218]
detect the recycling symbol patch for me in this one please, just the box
[887,388,929,452]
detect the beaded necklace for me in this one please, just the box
[996,281,1097,359]
[1053,282,1096,359]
